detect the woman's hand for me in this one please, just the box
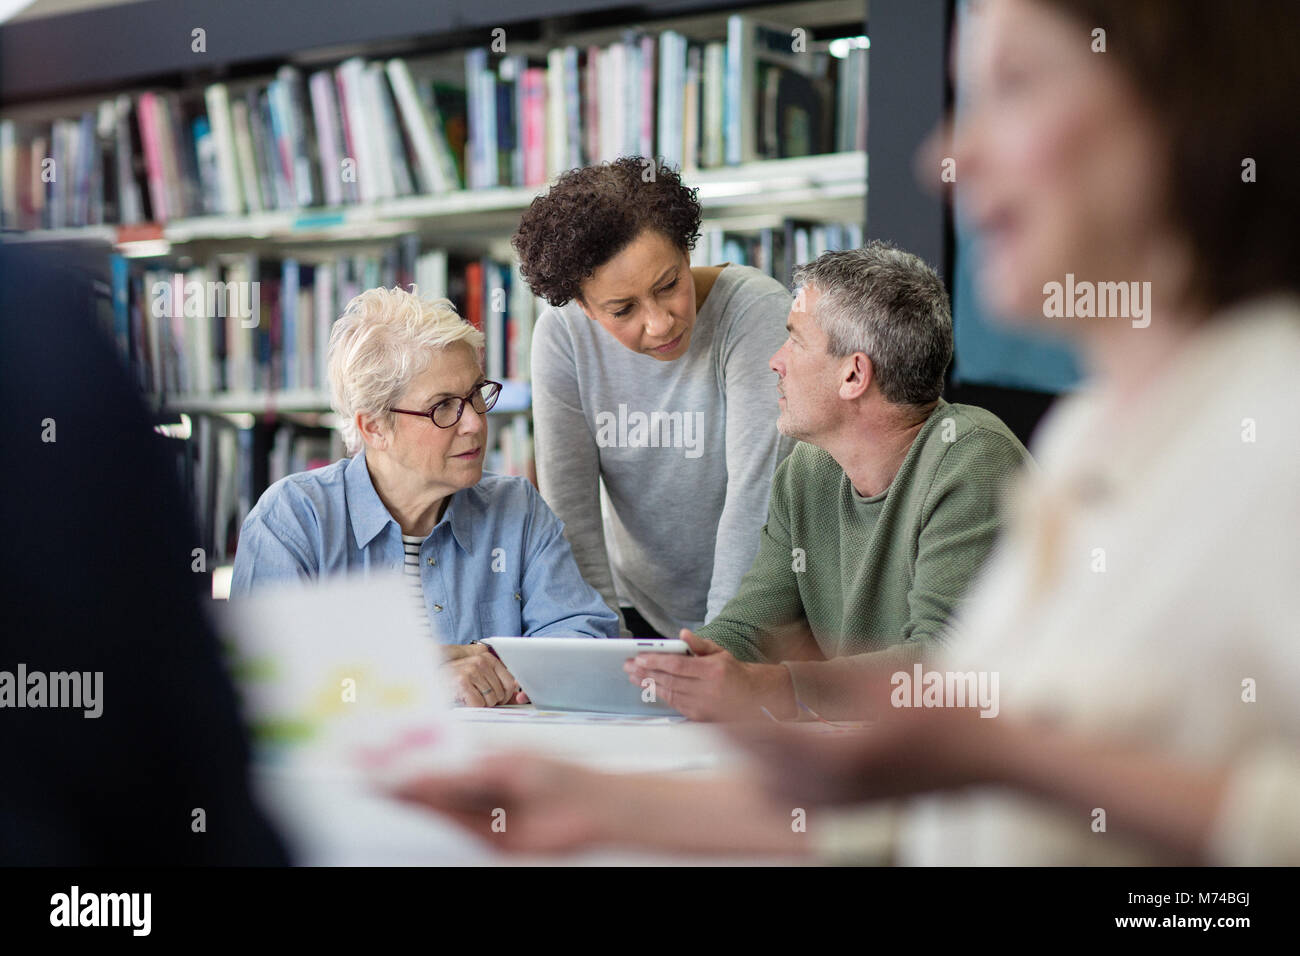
[441,644,527,706]
[394,752,809,858]
[393,752,617,852]
[727,703,1004,807]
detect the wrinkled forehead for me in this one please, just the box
[406,342,484,402]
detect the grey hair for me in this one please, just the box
[327,286,485,453]
[792,241,953,407]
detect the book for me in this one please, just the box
[308,70,345,206]
[519,66,547,187]
[386,58,452,195]
[204,83,244,215]
[2,21,860,226]
[726,14,833,165]
[657,30,687,171]
[368,61,413,197]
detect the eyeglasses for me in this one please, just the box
[390,380,503,428]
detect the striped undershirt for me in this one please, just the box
[401,534,433,637]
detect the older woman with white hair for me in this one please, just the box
[230,287,619,706]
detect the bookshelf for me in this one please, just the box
[63,150,864,251]
[1,0,883,579]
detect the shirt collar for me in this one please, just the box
[345,449,484,553]
[345,450,392,549]
[442,481,483,554]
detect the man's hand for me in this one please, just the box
[622,629,797,721]
[442,644,527,707]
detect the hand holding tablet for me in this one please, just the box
[481,637,692,716]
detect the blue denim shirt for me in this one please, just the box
[229,451,619,643]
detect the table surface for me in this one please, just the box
[253,704,797,865]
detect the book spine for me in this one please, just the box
[702,44,725,168]
[683,45,701,174]
[725,17,747,165]
[314,262,334,391]
[464,48,487,189]
[369,62,412,197]
[258,89,292,209]
[545,48,566,180]
[386,58,448,195]
[282,259,299,390]
[161,94,197,218]
[332,67,360,203]
[266,78,297,206]
[857,47,869,152]
[485,260,505,381]
[110,253,130,362]
[0,119,15,229]
[113,96,142,224]
[244,89,277,210]
[465,260,484,331]
[93,102,114,225]
[563,46,582,170]
[337,59,377,202]
[279,66,318,207]
[75,112,96,226]
[307,72,342,206]
[426,83,463,191]
[192,116,220,215]
[639,33,656,160]
[204,83,244,215]
[584,46,601,165]
[521,67,546,186]
[136,93,168,221]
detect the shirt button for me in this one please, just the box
[433,604,444,613]
[427,557,436,566]
[514,592,521,601]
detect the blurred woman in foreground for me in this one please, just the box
[396,0,1300,864]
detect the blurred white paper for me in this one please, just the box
[218,573,471,786]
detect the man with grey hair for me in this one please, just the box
[626,242,1030,720]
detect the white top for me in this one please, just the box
[401,533,433,639]
[892,296,1300,865]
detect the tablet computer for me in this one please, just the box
[481,637,691,716]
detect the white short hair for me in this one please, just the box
[327,287,485,453]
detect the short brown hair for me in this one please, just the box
[512,157,703,307]
[1036,0,1300,311]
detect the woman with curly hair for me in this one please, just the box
[514,157,796,638]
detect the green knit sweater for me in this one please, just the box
[698,400,1032,715]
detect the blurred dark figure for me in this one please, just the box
[0,242,286,864]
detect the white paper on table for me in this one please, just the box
[217,573,473,787]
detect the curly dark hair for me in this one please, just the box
[511,157,703,307]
